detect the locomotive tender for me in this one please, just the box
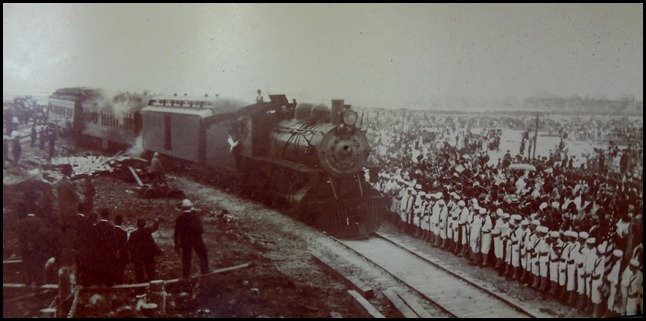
[49,89,387,237]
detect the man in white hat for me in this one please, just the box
[398,187,413,233]
[448,197,462,253]
[480,208,494,267]
[438,196,450,249]
[493,211,508,271]
[605,249,624,316]
[530,225,544,288]
[174,199,210,278]
[390,177,403,221]
[465,198,479,256]
[535,226,551,290]
[575,231,590,307]
[507,214,523,280]
[432,197,446,247]
[579,237,598,312]
[446,193,459,251]
[548,231,562,295]
[406,189,420,235]
[563,231,579,304]
[502,213,514,277]
[522,219,540,284]
[468,207,484,265]
[620,258,642,316]
[457,200,470,257]
[519,219,531,283]
[412,190,426,237]
[591,242,608,317]
[420,193,432,242]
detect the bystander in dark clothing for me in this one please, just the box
[127,217,160,283]
[74,213,96,286]
[39,127,46,150]
[91,208,119,286]
[54,164,79,223]
[174,199,209,278]
[48,127,57,159]
[113,215,129,284]
[14,213,48,285]
[12,134,21,165]
[80,177,96,215]
[619,152,629,174]
[31,125,37,147]
[3,136,8,169]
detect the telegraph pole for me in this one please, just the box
[532,113,539,160]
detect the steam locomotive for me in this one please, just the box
[48,88,387,238]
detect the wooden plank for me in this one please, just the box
[311,252,374,299]
[392,287,432,318]
[3,260,22,264]
[85,263,251,290]
[3,283,59,289]
[382,288,418,318]
[129,166,144,186]
[66,288,81,318]
[347,290,385,318]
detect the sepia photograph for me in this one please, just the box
[3,3,643,318]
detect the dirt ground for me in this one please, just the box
[2,131,387,318]
[3,130,591,318]
[3,166,379,318]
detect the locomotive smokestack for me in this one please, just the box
[331,99,344,125]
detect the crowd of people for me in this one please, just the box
[3,122,61,169]
[361,108,643,317]
[3,97,48,136]
[9,158,210,292]
[4,100,643,316]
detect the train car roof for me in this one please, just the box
[234,95,293,118]
[148,95,214,102]
[50,87,101,100]
[141,106,214,117]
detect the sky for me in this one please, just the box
[3,3,643,108]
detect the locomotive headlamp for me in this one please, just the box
[342,110,358,127]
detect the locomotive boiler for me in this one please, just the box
[208,96,386,238]
[260,99,385,237]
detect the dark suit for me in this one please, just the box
[127,222,159,283]
[114,225,129,284]
[92,220,118,286]
[14,215,47,285]
[174,210,209,277]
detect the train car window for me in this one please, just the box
[164,115,171,150]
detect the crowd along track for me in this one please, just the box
[331,232,539,318]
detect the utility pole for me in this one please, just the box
[533,113,539,160]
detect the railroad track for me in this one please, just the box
[332,232,538,318]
